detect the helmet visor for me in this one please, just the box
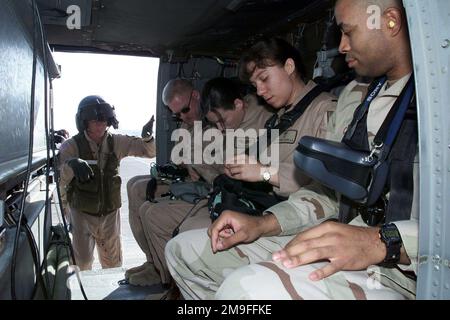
[79,103,119,129]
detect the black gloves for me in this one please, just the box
[67,158,94,183]
[141,115,155,139]
[52,129,69,144]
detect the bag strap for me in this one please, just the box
[365,77,415,206]
[338,76,417,224]
[342,76,387,151]
[372,76,415,160]
[145,177,158,202]
[265,84,326,140]
[385,106,418,223]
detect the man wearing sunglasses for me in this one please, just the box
[164,80,200,126]
[125,78,223,287]
[126,77,274,290]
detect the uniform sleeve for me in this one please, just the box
[272,163,311,197]
[57,139,78,210]
[267,93,349,236]
[273,97,336,196]
[267,182,339,236]
[113,134,156,160]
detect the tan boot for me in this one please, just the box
[124,262,151,280]
[128,264,161,286]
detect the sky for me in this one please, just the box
[52,52,160,136]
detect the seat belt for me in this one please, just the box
[338,77,387,223]
[249,83,326,161]
[339,76,417,225]
[265,83,327,141]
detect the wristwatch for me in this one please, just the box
[261,169,271,182]
[379,223,402,267]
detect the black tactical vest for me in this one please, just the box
[67,133,121,216]
[339,77,417,226]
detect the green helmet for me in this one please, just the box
[75,95,119,132]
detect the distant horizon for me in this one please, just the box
[110,128,141,137]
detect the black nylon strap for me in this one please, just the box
[145,177,158,202]
[342,77,386,151]
[338,196,357,223]
[265,84,326,138]
[385,106,417,223]
[338,76,417,224]
[342,108,370,151]
[373,77,415,153]
[251,83,326,161]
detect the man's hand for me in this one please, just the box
[52,129,70,144]
[224,154,263,182]
[208,210,281,253]
[55,129,70,139]
[141,115,155,139]
[67,158,94,183]
[272,221,386,281]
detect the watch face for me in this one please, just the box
[380,223,402,265]
[384,229,400,239]
[382,224,401,243]
[263,171,271,181]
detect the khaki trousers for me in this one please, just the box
[139,198,211,284]
[127,175,170,261]
[70,207,122,271]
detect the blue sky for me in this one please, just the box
[52,52,159,136]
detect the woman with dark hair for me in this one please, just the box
[239,37,307,85]
[223,37,337,196]
[165,37,338,300]
[201,77,272,132]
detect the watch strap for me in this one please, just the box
[379,223,402,267]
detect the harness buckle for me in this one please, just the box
[366,142,384,163]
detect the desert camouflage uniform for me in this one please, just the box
[166,75,418,300]
[138,95,274,284]
[126,120,222,283]
[58,131,156,270]
[127,175,171,262]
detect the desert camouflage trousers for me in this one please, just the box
[215,261,409,300]
[127,175,211,284]
[70,206,122,271]
[165,217,416,300]
[127,175,171,262]
[140,198,210,284]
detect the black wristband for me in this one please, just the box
[379,223,402,267]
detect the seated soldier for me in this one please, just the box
[140,36,338,291]
[128,77,274,287]
[165,0,418,300]
[125,78,223,283]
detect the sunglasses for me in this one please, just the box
[173,91,193,118]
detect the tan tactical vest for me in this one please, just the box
[66,133,121,216]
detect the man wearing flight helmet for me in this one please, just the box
[58,95,156,271]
